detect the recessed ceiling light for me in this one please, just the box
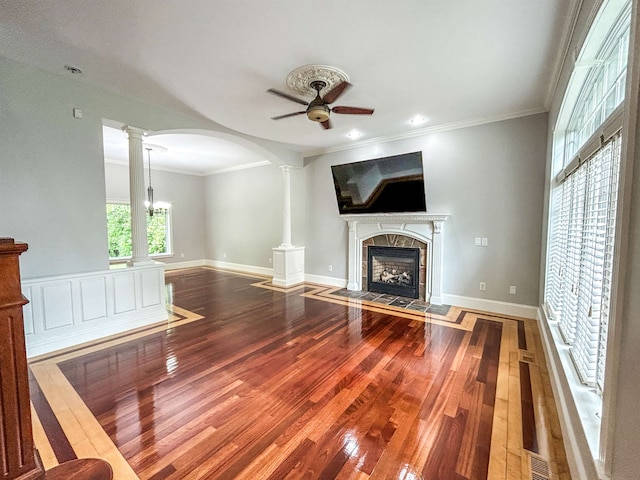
[64,64,83,74]
[409,115,427,126]
[346,130,362,139]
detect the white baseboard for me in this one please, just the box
[304,274,347,288]
[440,293,539,319]
[162,259,207,270]
[205,259,274,277]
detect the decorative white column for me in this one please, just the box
[123,126,152,265]
[280,165,293,248]
[272,165,305,287]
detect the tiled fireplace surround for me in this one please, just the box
[342,214,449,305]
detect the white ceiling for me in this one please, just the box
[0,1,574,174]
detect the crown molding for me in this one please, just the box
[104,158,271,177]
[203,160,271,176]
[104,158,203,177]
[303,107,548,157]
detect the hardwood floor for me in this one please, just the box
[28,267,571,479]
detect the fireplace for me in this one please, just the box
[367,246,420,298]
[342,213,449,304]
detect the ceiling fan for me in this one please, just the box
[267,80,374,130]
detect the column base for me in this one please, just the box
[272,246,305,287]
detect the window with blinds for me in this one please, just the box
[545,0,630,395]
[547,135,621,389]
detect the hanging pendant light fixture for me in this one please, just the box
[142,143,168,217]
[145,146,155,217]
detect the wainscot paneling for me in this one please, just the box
[22,263,167,357]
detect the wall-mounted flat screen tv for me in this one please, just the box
[331,151,426,215]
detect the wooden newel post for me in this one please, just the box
[0,238,44,479]
[0,239,113,480]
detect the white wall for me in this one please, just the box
[104,162,207,264]
[304,113,548,306]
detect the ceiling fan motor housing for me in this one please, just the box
[307,104,330,122]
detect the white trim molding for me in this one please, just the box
[304,273,348,288]
[22,262,167,357]
[441,294,539,320]
[162,259,208,270]
[205,259,274,277]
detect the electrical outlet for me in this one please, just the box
[268,258,272,264]
[481,237,489,247]
[509,285,517,294]
[180,253,185,258]
[474,237,482,246]
[223,253,227,259]
[479,282,486,291]
[328,265,333,272]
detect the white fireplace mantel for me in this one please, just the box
[341,213,450,305]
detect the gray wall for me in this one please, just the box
[0,55,293,279]
[204,164,306,269]
[104,162,207,264]
[304,113,548,306]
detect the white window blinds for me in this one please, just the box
[545,133,621,390]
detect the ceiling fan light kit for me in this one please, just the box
[307,104,330,123]
[267,64,374,130]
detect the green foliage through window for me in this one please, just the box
[106,203,169,259]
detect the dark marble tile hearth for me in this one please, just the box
[332,288,450,315]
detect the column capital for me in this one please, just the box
[122,125,147,137]
[279,164,294,172]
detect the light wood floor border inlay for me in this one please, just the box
[28,267,570,480]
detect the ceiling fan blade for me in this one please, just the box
[322,81,351,104]
[321,119,332,130]
[332,106,375,115]
[266,88,309,106]
[271,111,306,120]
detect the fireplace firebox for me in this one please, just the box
[367,246,420,298]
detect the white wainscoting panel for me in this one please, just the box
[22,262,167,357]
[141,268,162,308]
[80,277,108,322]
[42,282,74,330]
[113,272,136,314]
